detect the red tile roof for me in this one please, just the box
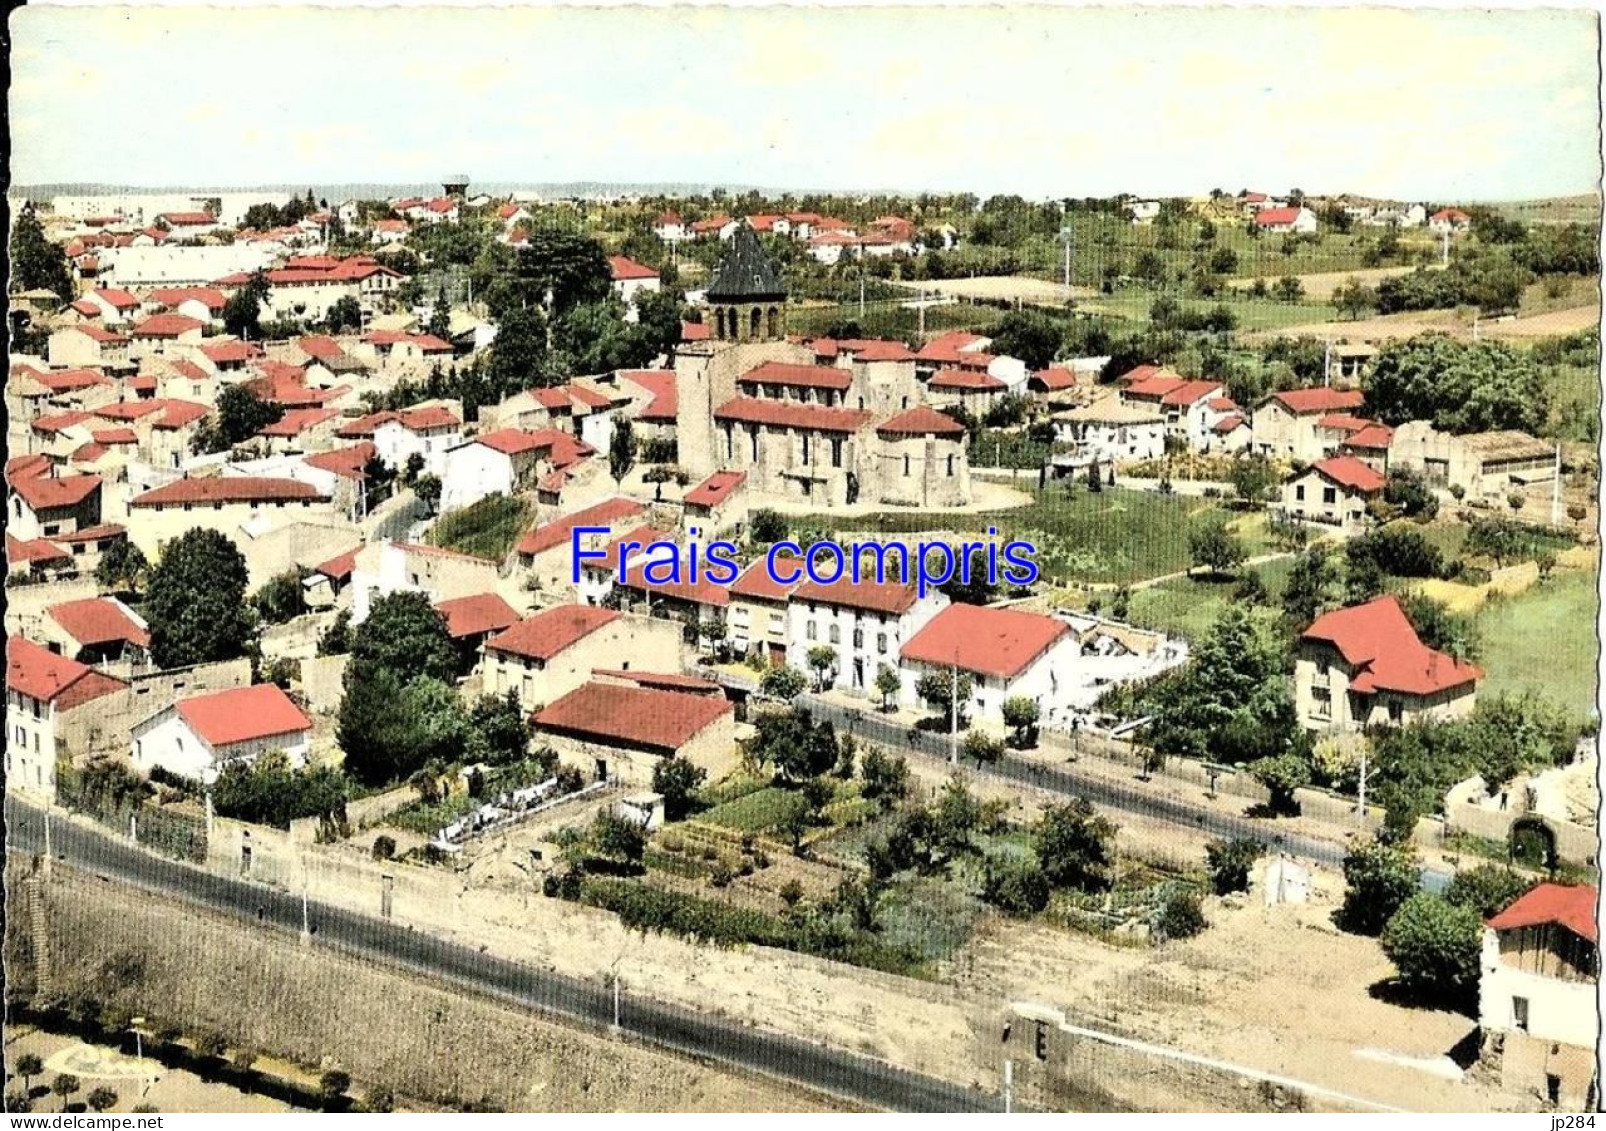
[1031,367,1078,391]
[793,575,919,615]
[534,681,731,754]
[31,411,92,435]
[6,454,53,483]
[47,598,149,648]
[681,320,711,342]
[73,325,127,345]
[608,255,659,282]
[6,534,73,566]
[620,369,676,422]
[131,313,204,338]
[1486,882,1597,944]
[199,340,264,364]
[1212,414,1247,434]
[1267,387,1366,415]
[516,497,646,557]
[313,544,361,582]
[150,399,209,429]
[472,428,554,456]
[92,287,139,310]
[1301,595,1482,697]
[714,396,871,434]
[1160,380,1225,407]
[1316,413,1374,433]
[160,211,217,226]
[434,593,520,639]
[876,406,966,438]
[258,408,338,437]
[132,477,327,507]
[902,603,1070,679]
[1255,207,1306,227]
[147,286,226,312]
[591,669,723,694]
[485,604,619,661]
[363,331,453,353]
[94,400,167,421]
[336,410,396,438]
[1431,208,1471,223]
[1122,373,1186,399]
[9,470,102,511]
[6,635,128,708]
[739,361,854,392]
[810,337,916,363]
[929,368,1005,391]
[684,470,746,508]
[38,368,114,392]
[1342,424,1395,450]
[1310,455,1386,494]
[730,556,804,602]
[176,683,312,747]
[389,405,460,431]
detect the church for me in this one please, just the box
[674,223,972,508]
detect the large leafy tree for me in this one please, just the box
[11,204,75,300]
[146,529,256,668]
[988,310,1063,370]
[1363,335,1548,434]
[1380,893,1483,1007]
[222,270,272,340]
[1339,838,1420,935]
[350,591,457,683]
[1033,798,1116,892]
[499,229,612,315]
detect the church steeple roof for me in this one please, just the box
[706,223,785,301]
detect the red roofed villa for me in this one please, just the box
[132,683,313,784]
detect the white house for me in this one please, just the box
[653,211,687,242]
[786,576,948,695]
[1254,206,1318,235]
[1428,207,1472,235]
[1478,883,1598,1108]
[131,683,312,785]
[1280,456,1385,530]
[897,603,1079,725]
[439,428,561,513]
[1052,398,1166,464]
[6,636,129,799]
[349,540,501,626]
[371,405,463,477]
[608,256,661,323]
[1119,374,1230,451]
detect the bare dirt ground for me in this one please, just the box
[1227,265,1424,300]
[887,275,1095,305]
[1245,302,1600,345]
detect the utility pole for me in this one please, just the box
[301,886,311,944]
[1551,443,1562,527]
[1356,742,1368,826]
[43,807,52,878]
[612,974,622,1033]
[918,287,926,338]
[1440,227,1450,266]
[1322,338,1332,387]
[1003,1059,1013,1113]
[949,652,960,767]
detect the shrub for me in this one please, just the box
[981,857,1050,916]
[1380,893,1483,1007]
[1155,889,1206,941]
[1204,838,1262,895]
[371,835,396,861]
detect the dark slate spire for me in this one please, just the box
[706,223,785,300]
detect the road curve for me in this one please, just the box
[5,796,1008,1113]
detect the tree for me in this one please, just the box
[806,645,837,690]
[16,1053,43,1094]
[1340,839,1420,935]
[51,1074,81,1111]
[981,856,1051,915]
[860,747,909,808]
[13,205,76,299]
[1464,517,1531,569]
[1397,592,1479,662]
[989,310,1063,370]
[253,569,305,625]
[607,417,638,488]
[1380,893,1483,1007]
[1333,277,1377,321]
[506,229,612,315]
[1204,838,1263,895]
[1033,798,1116,892]
[1229,457,1277,506]
[1188,517,1246,578]
[589,811,647,872]
[1248,751,1311,815]
[1443,863,1535,918]
[759,664,807,700]
[326,295,363,333]
[1274,275,1305,302]
[427,285,452,341]
[873,664,901,712]
[749,508,788,543]
[85,1087,118,1114]
[350,591,457,683]
[468,691,531,764]
[318,1070,352,1106]
[915,669,974,728]
[1281,546,1335,627]
[962,730,1004,767]
[1383,467,1438,520]
[413,473,441,515]
[485,304,552,398]
[652,756,706,821]
[318,609,353,656]
[1363,335,1547,435]
[1001,697,1040,748]
[211,384,284,448]
[94,539,149,598]
[146,529,255,668]
[222,269,271,340]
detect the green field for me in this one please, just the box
[794,485,1246,585]
[1079,289,1340,332]
[425,493,533,560]
[1126,558,1294,641]
[1473,569,1600,725]
[785,298,1004,341]
[698,785,809,832]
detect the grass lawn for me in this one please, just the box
[1473,568,1600,725]
[698,785,809,832]
[1125,558,1293,641]
[793,485,1241,585]
[426,492,533,560]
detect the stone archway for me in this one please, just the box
[1510,817,1558,872]
[749,307,762,338]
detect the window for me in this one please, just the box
[903,454,911,477]
[1295,484,1305,501]
[1322,486,1337,505]
[829,625,841,645]
[852,629,864,649]
[831,438,843,469]
[877,634,887,654]
[947,454,956,477]
[1512,996,1529,1031]
[801,433,812,464]
[806,621,817,641]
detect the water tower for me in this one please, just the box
[442,174,469,199]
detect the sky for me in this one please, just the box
[9,4,1603,201]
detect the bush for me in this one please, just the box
[1380,893,1483,1007]
[1155,889,1206,940]
[371,835,396,861]
[1340,840,1419,935]
[1204,838,1262,895]
[1443,863,1535,917]
[981,856,1051,916]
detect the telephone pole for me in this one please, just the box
[949,651,960,767]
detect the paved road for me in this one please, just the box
[798,695,1451,893]
[5,796,1011,1113]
